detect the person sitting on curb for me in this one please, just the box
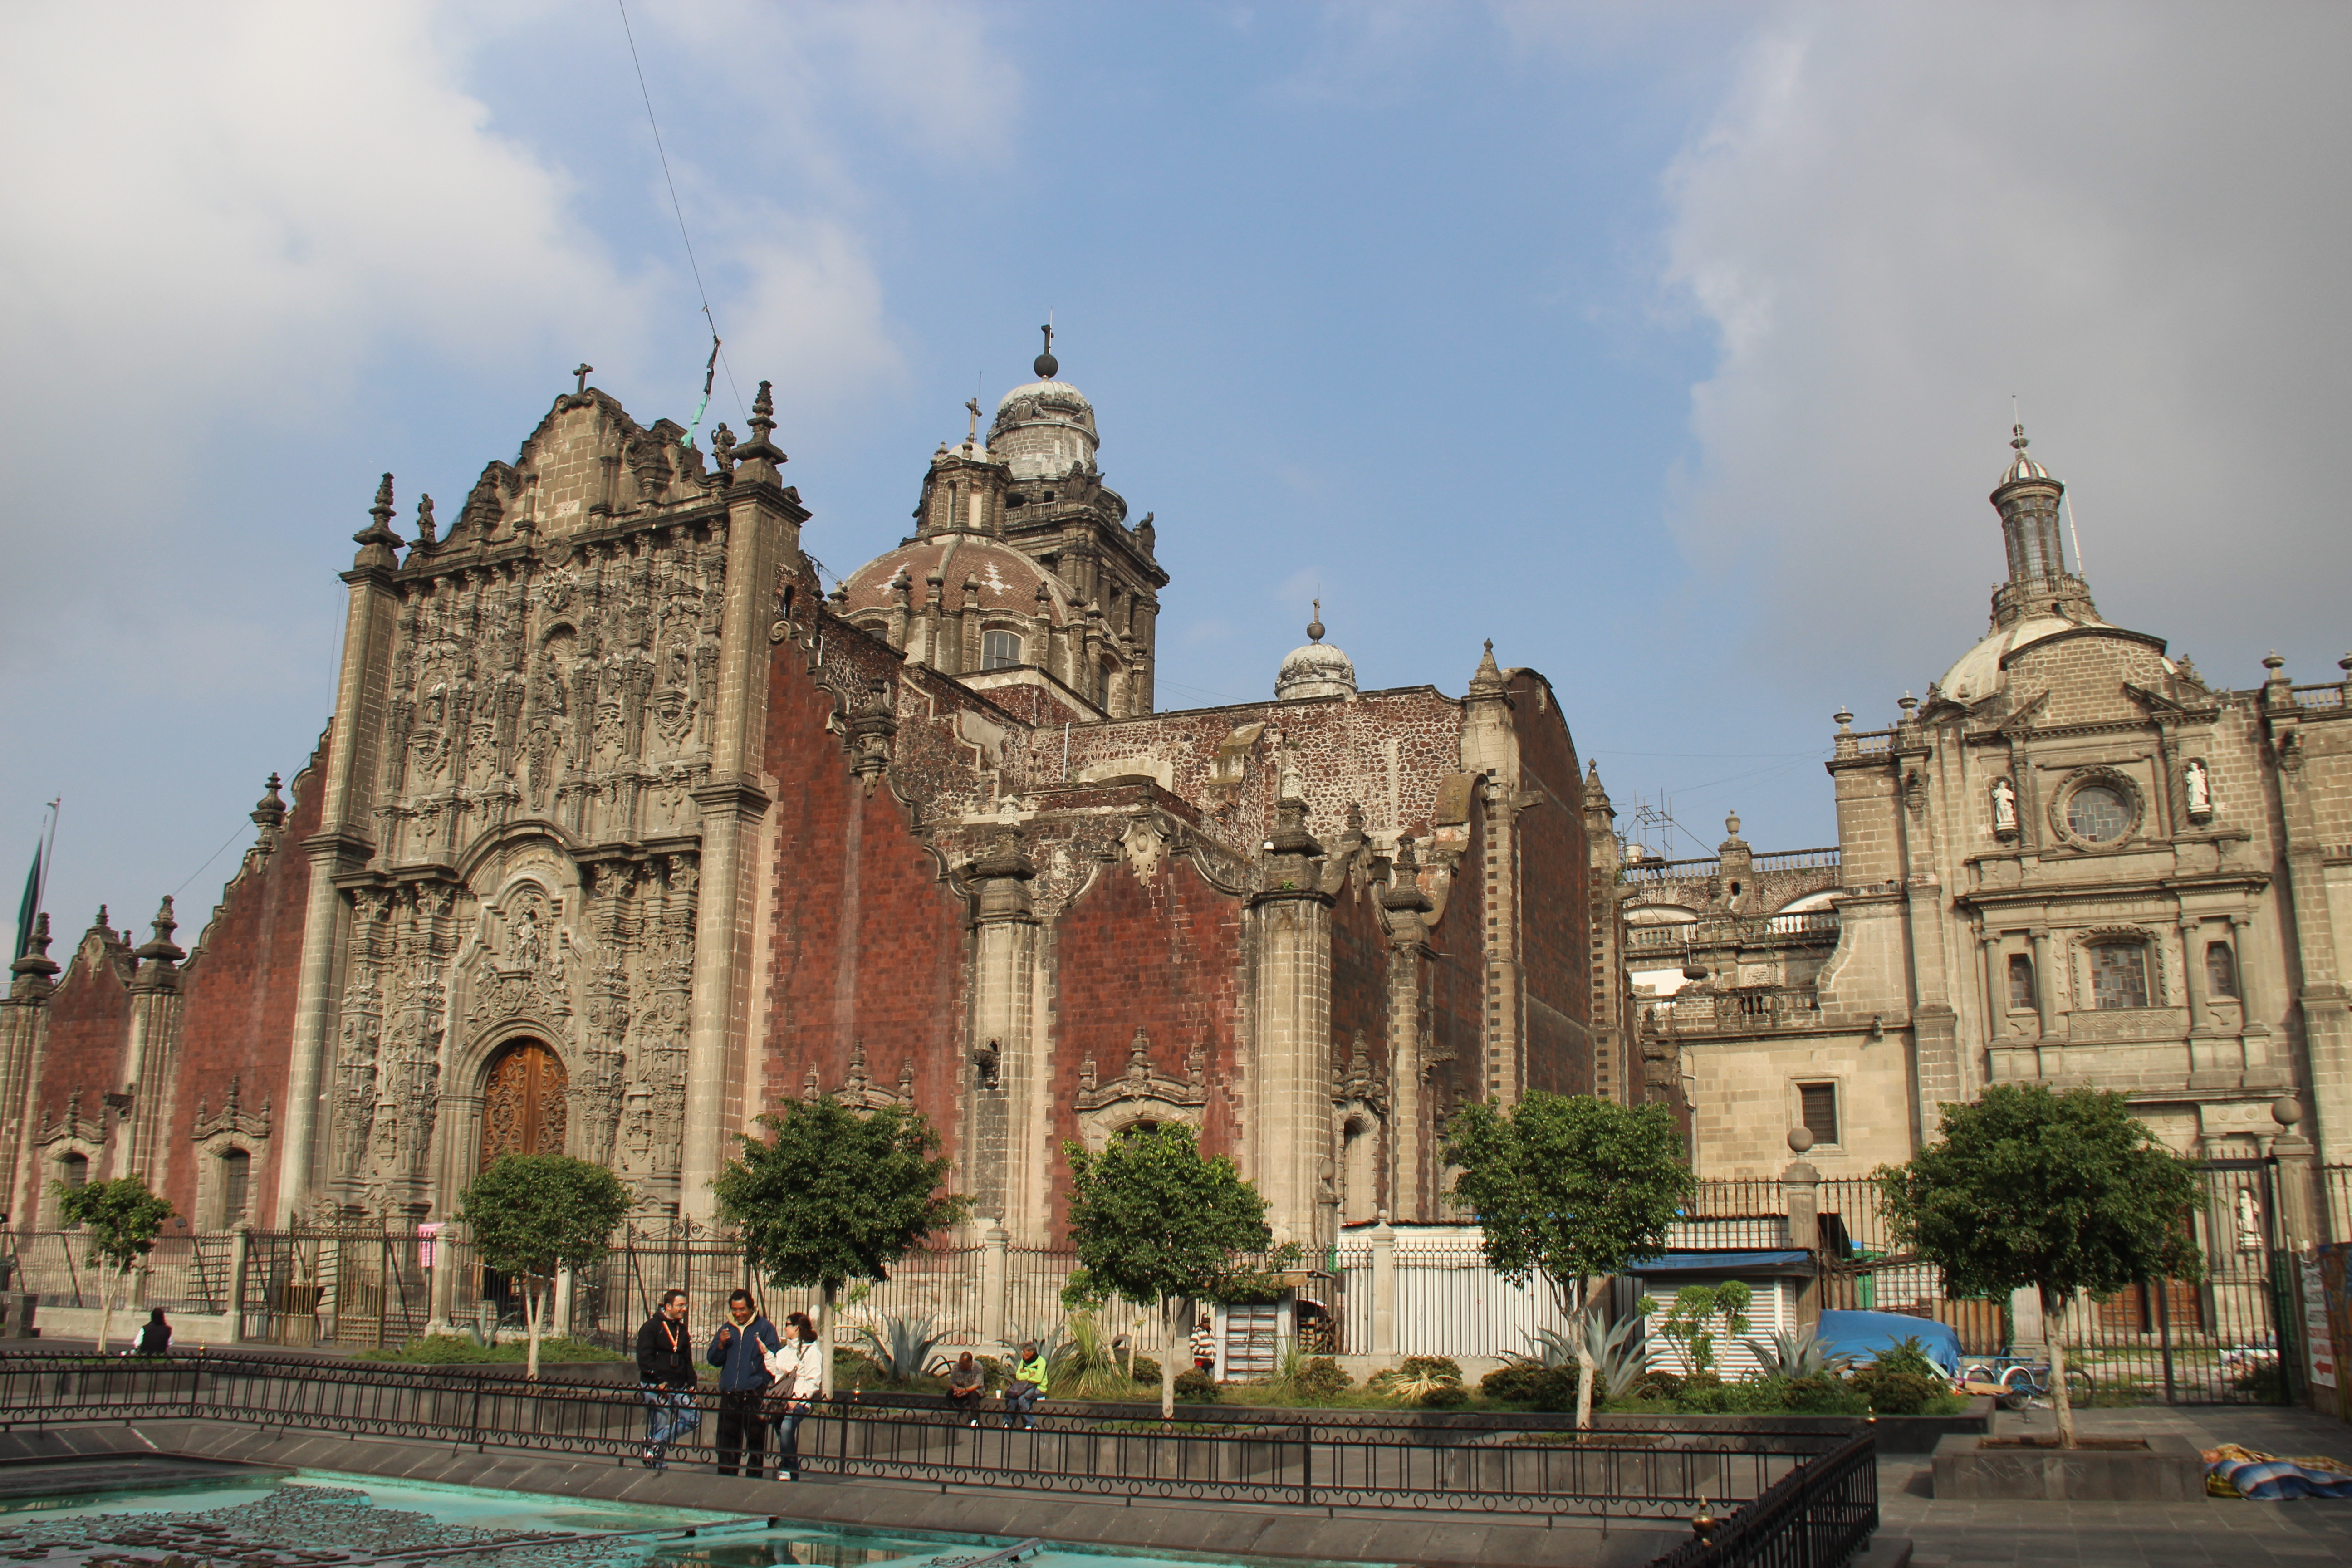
[635,1290,700,1471]
[946,1351,986,1425]
[135,1308,172,1357]
[1002,1340,1049,1430]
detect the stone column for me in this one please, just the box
[1380,838,1434,1220]
[426,1222,458,1334]
[2030,927,2058,1043]
[554,1266,576,1339]
[1782,1137,1822,1333]
[1369,1215,1397,1358]
[981,1221,1009,1348]
[118,901,185,1184]
[0,919,59,1229]
[679,407,804,1222]
[1248,794,1333,1247]
[966,833,1045,1245]
[226,1225,252,1344]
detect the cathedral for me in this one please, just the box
[1,338,1603,1250]
[1614,429,2352,1181]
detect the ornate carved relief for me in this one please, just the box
[1073,1026,1208,1150]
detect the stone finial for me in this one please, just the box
[1833,708,1854,733]
[1469,638,1505,695]
[2272,1096,2304,1128]
[351,473,405,569]
[132,897,185,991]
[249,771,288,846]
[1724,811,1742,840]
[1034,322,1058,380]
[1897,691,1918,716]
[731,383,787,480]
[10,912,58,989]
[1307,600,1325,643]
[1788,1126,1815,1154]
[1381,833,1433,914]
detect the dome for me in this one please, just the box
[1997,423,2053,489]
[1275,607,1357,701]
[838,534,1078,628]
[1938,613,2073,704]
[991,378,1100,482]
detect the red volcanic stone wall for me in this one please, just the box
[759,638,969,1155]
[1508,674,1592,1096]
[19,931,133,1220]
[1044,856,1244,1230]
[168,731,331,1225]
[1422,798,1490,1116]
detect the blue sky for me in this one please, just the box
[4,2,2347,937]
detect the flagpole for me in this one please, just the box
[37,799,58,916]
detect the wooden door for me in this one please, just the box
[478,1041,568,1171]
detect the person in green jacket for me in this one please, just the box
[1002,1340,1049,1429]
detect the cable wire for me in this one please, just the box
[615,0,747,420]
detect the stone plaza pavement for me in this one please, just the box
[1887,1404,2352,1568]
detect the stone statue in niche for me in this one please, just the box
[2184,758,2213,819]
[1990,777,2019,838]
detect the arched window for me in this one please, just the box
[2205,941,2239,1000]
[220,1147,251,1225]
[982,630,1022,671]
[2089,941,2151,1009]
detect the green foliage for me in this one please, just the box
[1049,1309,1146,1400]
[1868,1335,1937,1378]
[357,1335,624,1365]
[1625,1369,1685,1403]
[1654,1282,1751,1378]
[1173,1366,1220,1402]
[1294,1356,1352,1398]
[57,1176,172,1276]
[1877,1084,2205,1304]
[1781,1373,1870,1414]
[1369,1356,1464,1403]
[1130,1354,1163,1385]
[855,1314,949,1382]
[1444,1094,1695,1310]
[457,1155,632,1284]
[1578,1312,1655,1400]
[1852,1368,1942,1415]
[1062,1126,1273,1308]
[714,1098,969,1299]
[1481,1361,1581,1409]
[1417,1382,1470,1408]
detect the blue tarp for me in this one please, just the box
[1814,1309,1962,1377]
[1628,1250,1814,1275]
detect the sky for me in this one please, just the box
[4,0,2347,943]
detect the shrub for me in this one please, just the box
[1853,1369,1941,1415]
[1418,1382,1470,1408]
[1781,1374,1870,1415]
[1130,1354,1163,1385]
[1481,1362,1580,1410]
[1675,1377,1784,1414]
[1295,1356,1352,1398]
[1867,1335,1938,1378]
[832,1346,887,1387]
[1626,1369,1685,1402]
[1173,1367,1219,1403]
[1370,1356,1464,1403]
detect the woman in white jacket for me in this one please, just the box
[762,1311,824,1480]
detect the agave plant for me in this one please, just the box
[855,1313,950,1382]
[1501,1326,1580,1371]
[1741,1325,1855,1380]
[1578,1313,1654,1401]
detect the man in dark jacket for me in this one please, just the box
[707,1289,782,1477]
[635,1290,699,1470]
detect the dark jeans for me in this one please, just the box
[714,1388,767,1476]
[1003,1382,1040,1428]
[770,1401,810,1476]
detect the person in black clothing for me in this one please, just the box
[134,1308,171,1357]
[634,1289,700,1470]
[706,1289,782,1477]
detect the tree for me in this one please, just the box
[58,1175,173,1353]
[1446,1093,1695,1429]
[1655,1281,1751,1378]
[711,1097,968,1398]
[1877,1083,2203,1447]
[456,1154,632,1378]
[1063,1124,1275,1419]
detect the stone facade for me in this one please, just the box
[0,345,1600,1252]
[1646,428,2352,1192]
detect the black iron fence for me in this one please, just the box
[0,1349,1863,1520]
[1643,1428,1878,1568]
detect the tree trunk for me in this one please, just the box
[2044,1286,2076,1448]
[97,1266,123,1354]
[818,1282,837,1399]
[1160,1294,1178,1421]
[524,1278,543,1381]
[1568,1280,1596,1431]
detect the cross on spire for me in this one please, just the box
[573,363,593,394]
[1034,322,1058,380]
[965,396,982,443]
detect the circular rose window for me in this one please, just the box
[2066,784,2132,843]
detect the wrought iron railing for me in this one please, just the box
[0,1350,1860,1519]
[1643,1428,1878,1568]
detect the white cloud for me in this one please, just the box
[1659,1,2352,699]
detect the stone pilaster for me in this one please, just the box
[965,830,1047,1246]
[1380,836,1434,1220]
[118,899,185,1185]
[1248,794,1333,1248]
[283,475,407,1224]
[2261,675,2352,1163]
[0,916,59,1227]
[680,384,802,1220]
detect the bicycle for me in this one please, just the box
[1959,1354,2094,1409]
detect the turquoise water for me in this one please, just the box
[2,1471,1391,1568]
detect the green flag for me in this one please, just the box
[12,844,37,962]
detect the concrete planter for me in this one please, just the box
[1931,1432,2205,1500]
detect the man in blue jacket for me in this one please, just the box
[708,1289,783,1477]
